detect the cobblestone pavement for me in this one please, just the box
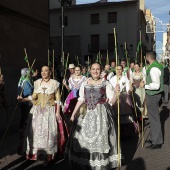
[0,99,170,170]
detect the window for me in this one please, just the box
[59,16,68,27]
[91,14,99,24]
[108,12,117,23]
[108,34,114,50]
[91,34,100,51]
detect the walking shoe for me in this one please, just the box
[145,140,152,144]
[145,144,162,149]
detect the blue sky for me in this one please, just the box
[77,0,170,44]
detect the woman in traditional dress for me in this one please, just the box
[65,62,119,170]
[130,63,147,118]
[18,66,61,164]
[17,68,34,155]
[63,65,86,116]
[110,65,136,135]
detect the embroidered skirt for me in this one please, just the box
[26,105,58,160]
[65,103,119,170]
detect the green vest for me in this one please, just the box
[145,61,164,96]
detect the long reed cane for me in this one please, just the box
[114,28,121,170]
[88,56,90,78]
[106,50,109,65]
[48,49,50,66]
[24,48,30,69]
[60,53,69,98]
[140,86,144,147]
[131,88,141,137]
[31,59,36,70]
[77,56,79,65]
[124,42,129,67]
[140,30,143,68]
[62,52,65,68]
[139,30,144,147]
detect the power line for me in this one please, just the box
[150,1,170,10]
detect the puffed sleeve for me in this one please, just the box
[55,87,61,105]
[106,81,115,103]
[109,76,116,88]
[54,81,61,105]
[77,82,85,102]
[68,77,73,90]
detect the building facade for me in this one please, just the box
[165,26,170,61]
[145,9,156,52]
[0,0,49,133]
[163,32,167,59]
[50,0,149,65]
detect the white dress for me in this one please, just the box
[26,79,61,160]
[110,75,134,124]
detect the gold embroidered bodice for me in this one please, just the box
[31,79,61,108]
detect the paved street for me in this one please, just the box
[0,98,170,170]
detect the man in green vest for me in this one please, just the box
[145,51,163,149]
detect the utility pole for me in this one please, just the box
[60,0,64,63]
[59,0,73,63]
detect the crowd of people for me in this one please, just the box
[0,50,169,169]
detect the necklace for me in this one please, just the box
[92,77,100,82]
[117,75,121,80]
[43,78,50,83]
[74,75,82,80]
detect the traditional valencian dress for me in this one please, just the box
[130,72,147,118]
[26,79,61,160]
[110,75,137,134]
[110,75,134,123]
[63,75,86,115]
[65,78,119,170]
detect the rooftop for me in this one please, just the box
[50,0,138,12]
